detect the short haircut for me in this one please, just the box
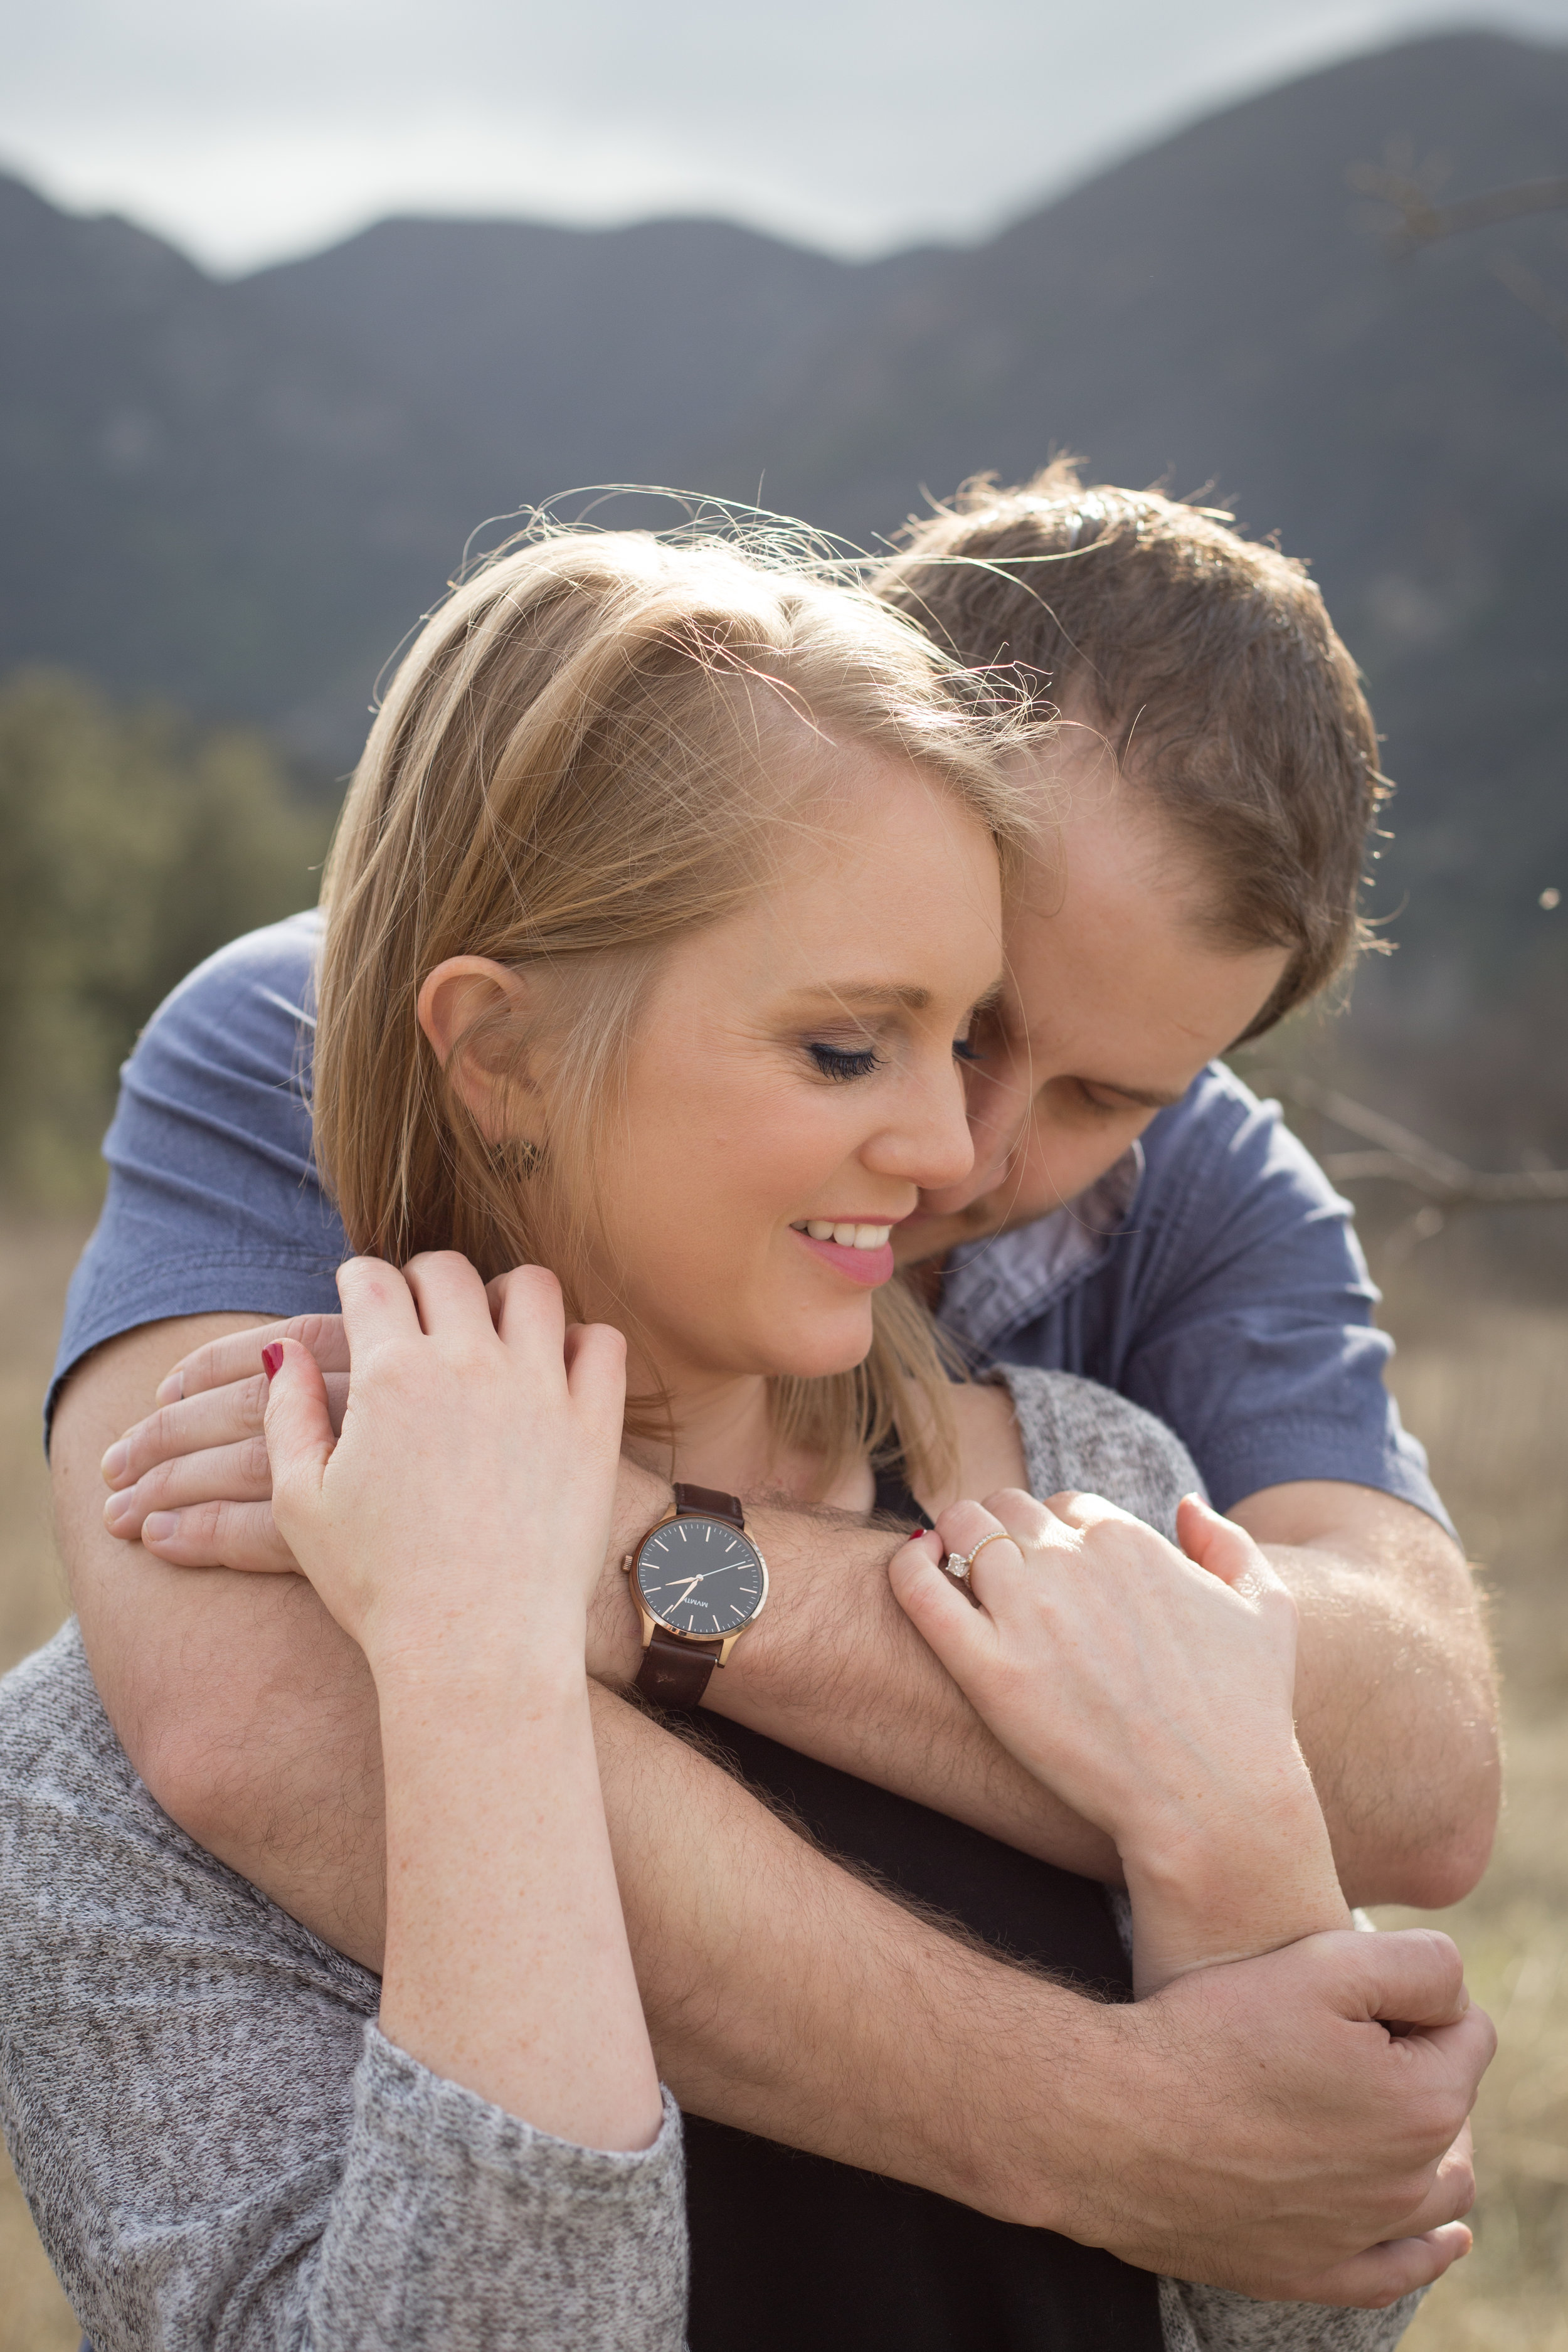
[874,459,1389,1039]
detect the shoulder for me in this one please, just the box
[990,1365,1202,1540]
[129,907,322,1084]
[1140,1062,1347,1234]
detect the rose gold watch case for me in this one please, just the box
[622,1504,769,1666]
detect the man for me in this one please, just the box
[53,469,1495,2314]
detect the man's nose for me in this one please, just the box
[936,1054,1031,1207]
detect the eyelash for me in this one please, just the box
[807,1038,985,1082]
[807,1042,882,1081]
[1073,1081,1123,1115]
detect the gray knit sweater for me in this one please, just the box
[0,1364,1419,2351]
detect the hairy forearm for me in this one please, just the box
[1267,1544,1498,1907]
[1234,1484,1500,1909]
[689,1501,1121,1877]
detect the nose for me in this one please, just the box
[861,1046,978,1196]
[919,1034,1034,1214]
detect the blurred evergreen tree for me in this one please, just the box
[0,670,334,1200]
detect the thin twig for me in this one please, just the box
[1248,1069,1568,1212]
[1350,164,1568,253]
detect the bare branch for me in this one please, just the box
[1247,1069,1568,1214]
[1350,163,1568,253]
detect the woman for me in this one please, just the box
[1,522,1426,2350]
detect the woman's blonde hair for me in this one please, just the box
[314,520,1034,1495]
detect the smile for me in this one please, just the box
[790,1221,893,1249]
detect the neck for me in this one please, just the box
[622,1355,783,1497]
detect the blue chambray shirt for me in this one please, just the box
[48,911,1451,1535]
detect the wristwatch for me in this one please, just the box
[623,1482,769,1709]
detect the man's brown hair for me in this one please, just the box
[875,459,1389,1039]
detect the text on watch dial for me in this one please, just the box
[636,1519,764,1636]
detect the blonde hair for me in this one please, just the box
[315,521,1034,1495]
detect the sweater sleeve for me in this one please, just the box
[0,1624,687,2352]
[990,1361,1204,1539]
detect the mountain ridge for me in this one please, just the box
[2,26,1565,1145]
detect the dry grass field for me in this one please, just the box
[0,1214,1564,2349]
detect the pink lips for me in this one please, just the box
[792,1229,896,1287]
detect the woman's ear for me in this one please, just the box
[416,958,543,1147]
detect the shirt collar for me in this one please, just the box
[936,1143,1145,1360]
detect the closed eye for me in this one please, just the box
[953,1037,984,1066]
[807,1041,882,1081]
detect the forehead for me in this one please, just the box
[652,748,1005,1009]
[1002,743,1286,1069]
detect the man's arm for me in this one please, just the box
[56,1319,1492,2299]
[1232,1481,1499,1910]
[91,1322,1497,1904]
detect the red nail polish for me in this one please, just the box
[261,1343,284,1380]
[911,1526,927,1538]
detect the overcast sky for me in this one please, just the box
[8,0,1568,273]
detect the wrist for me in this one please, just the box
[366,1608,590,1709]
[588,1458,671,1685]
[1120,1764,1350,1991]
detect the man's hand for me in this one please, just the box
[60,1319,1493,2296]
[99,1320,1502,1906]
[1067,1926,1489,2301]
[100,1313,346,1574]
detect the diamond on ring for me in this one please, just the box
[941,1551,972,1583]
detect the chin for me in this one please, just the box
[760,1306,877,1382]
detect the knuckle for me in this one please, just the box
[237,1435,273,1488]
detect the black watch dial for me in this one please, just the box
[635,1516,767,1640]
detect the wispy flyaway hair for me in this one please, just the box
[314,517,1034,1491]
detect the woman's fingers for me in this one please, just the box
[398,1249,499,1340]
[261,1339,337,1523]
[1176,1493,1278,1592]
[562,1321,628,1423]
[336,1254,426,1360]
[887,1528,997,1658]
[490,1264,569,1369]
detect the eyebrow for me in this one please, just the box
[778,983,935,1014]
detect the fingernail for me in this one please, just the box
[103,1490,132,1531]
[154,1373,180,1405]
[142,1513,179,1544]
[261,1343,284,1380]
[100,1440,129,1484]
[911,1526,927,1537]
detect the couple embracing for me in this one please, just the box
[2,469,1497,2351]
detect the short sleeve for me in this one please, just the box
[1115,1074,1454,1537]
[48,911,348,1438]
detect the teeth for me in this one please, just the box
[798,1221,891,1249]
[807,1221,834,1240]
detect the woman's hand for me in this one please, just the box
[262,1253,662,2153]
[264,1253,625,1684]
[889,1488,1351,1990]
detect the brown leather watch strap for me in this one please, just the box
[672,1481,744,1529]
[637,1627,724,1708]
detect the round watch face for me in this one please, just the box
[635,1516,767,1640]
